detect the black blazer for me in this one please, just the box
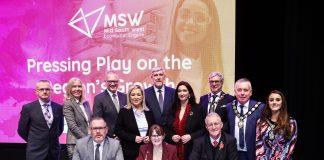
[199,92,235,133]
[165,103,205,160]
[144,86,175,126]
[93,90,127,137]
[115,107,155,160]
[189,133,238,160]
[18,100,64,160]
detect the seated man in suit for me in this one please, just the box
[199,71,235,133]
[72,116,124,160]
[18,79,64,160]
[189,112,238,160]
[93,70,127,138]
[144,67,175,126]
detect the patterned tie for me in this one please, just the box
[158,89,164,112]
[239,105,245,149]
[213,140,218,148]
[112,93,119,112]
[209,95,217,113]
[43,103,52,128]
[95,143,100,160]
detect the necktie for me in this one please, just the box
[158,89,164,112]
[95,143,100,160]
[112,93,119,112]
[239,105,245,149]
[213,140,218,148]
[209,95,217,113]
[43,104,52,128]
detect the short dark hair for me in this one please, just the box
[148,124,165,137]
[89,116,107,128]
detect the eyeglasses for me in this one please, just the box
[37,88,52,92]
[105,80,119,84]
[177,9,211,25]
[90,127,107,131]
[207,122,221,128]
[151,134,162,138]
[209,80,221,84]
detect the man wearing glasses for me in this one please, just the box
[189,113,238,160]
[18,80,64,160]
[93,70,127,138]
[73,117,124,160]
[199,72,235,133]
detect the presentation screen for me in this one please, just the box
[0,0,235,143]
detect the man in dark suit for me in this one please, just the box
[189,112,238,160]
[144,67,175,126]
[18,80,64,160]
[72,117,124,160]
[199,72,235,133]
[93,71,127,138]
[226,78,265,160]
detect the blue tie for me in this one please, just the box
[239,105,245,149]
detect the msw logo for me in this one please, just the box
[68,6,144,38]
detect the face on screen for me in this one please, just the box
[35,82,52,102]
[175,0,211,46]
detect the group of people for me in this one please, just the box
[17,67,298,160]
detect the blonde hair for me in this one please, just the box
[125,84,149,111]
[64,77,85,101]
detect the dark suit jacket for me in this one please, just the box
[189,133,238,160]
[93,90,127,137]
[63,99,92,144]
[199,92,235,133]
[165,104,205,160]
[18,100,64,160]
[72,135,124,160]
[226,100,265,160]
[115,107,155,160]
[144,86,175,126]
[136,142,178,160]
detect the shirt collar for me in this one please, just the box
[39,100,51,106]
[154,85,165,93]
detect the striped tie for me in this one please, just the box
[43,104,52,128]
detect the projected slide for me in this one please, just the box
[0,0,235,143]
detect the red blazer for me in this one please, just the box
[136,142,178,160]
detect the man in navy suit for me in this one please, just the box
[144,67,175,126]
[226,78,265,160]
[93,71,127,138]
[190,112,238,160]
[199,72,235,133]
[18,80,64,160]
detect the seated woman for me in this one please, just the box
[137,124,178,160]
